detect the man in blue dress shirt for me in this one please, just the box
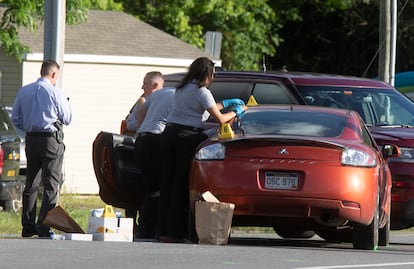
[12,60,72,238]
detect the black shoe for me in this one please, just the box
[22,232,38,238]
[22,228,38,238]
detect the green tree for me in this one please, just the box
[268,0,377,76]
[0,0,121,62]
[116,0,279,70]
[268,0,414,77]
[3,0,413,75]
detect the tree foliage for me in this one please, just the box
[116,0,279,70]
[269,0,368,75]
[269,0,414,77]
[0,0,120,62]
[0,0,43,61]
[1,0,414,75]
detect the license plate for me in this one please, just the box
[264,172,298,190]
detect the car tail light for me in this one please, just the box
[195,143,225,160]
[341,148,376,167]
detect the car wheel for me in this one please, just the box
[352,193,379,250]
[378,215,390,247]
[274,225,315,239]
[379,197,391,246]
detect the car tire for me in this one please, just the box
[352,192,379,250]
[379,197,391,246]
[378,215,390,247]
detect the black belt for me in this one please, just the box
[27,132,56,137]
[166,123,203,132]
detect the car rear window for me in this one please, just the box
[239,110,346,137]
[165,78,297,106]
[209,82,251,101]
[252,83,295,104]
[209,81,297,105]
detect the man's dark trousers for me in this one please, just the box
[22,134,64,237]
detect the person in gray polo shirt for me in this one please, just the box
[133,87,176,239]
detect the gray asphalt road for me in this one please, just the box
[1,231,414,269]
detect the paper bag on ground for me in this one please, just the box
[195,191,235,245]
[43,205,85,234]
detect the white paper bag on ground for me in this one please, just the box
[195,191,235,245]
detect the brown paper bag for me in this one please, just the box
[43,205,85,234]
[195,200,235,245]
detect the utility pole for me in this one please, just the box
[390,0,397,86]
[44,0,66,88]
[378,0,390,84]
[378,0,397,86]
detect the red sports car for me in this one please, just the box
[189,105,399,250]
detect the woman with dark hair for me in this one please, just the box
[157,57,245,243]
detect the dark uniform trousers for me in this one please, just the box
[157,123,207,239]
[22,133,64,237]
[134,132,162,238]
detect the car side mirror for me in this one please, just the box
[381,144,401,159]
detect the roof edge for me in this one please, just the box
[24,53,222,67]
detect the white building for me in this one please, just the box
[0,10,219,194]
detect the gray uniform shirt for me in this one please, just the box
[137,87,176,134]
[126,103,140,132]
[167,82,216,129]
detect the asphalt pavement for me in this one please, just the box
[2,231,414,269]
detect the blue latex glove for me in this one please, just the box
[231,105,245,117]
[222,98,245,108]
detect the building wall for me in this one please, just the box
[21,58,191,194]
[0,53,23,105]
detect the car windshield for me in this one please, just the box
[239,110,346,137]
[296,86,414,127]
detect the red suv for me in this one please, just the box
[111,70,414,231]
